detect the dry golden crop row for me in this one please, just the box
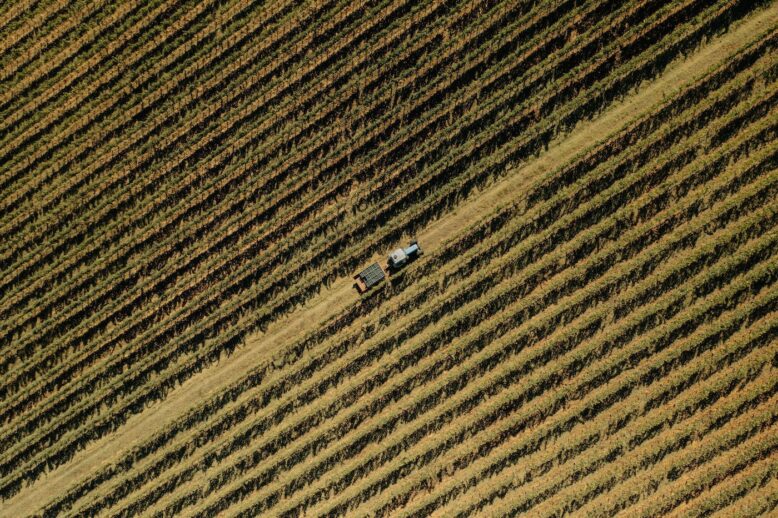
[0,0,324,237]
[163,107,777,516]
[0,0,768,508]
[709,475,778,517]
[0,1,138,103]
[665,452,777,518]
[0,0,488,354]
[354,239,777,517]
[0,0,632,460]
[203,91,772,516]
[0,0,510,440]
[0,0,478,362]
[488,357,777,517]
[0,0,278,187]
[0,0,214,155]
[441,317,777,517]
[27,13,772,516]
[0,0,41,47]
[298,169,778,517]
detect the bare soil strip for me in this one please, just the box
[4,3,777,513]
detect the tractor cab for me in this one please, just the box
[387,240,422,271]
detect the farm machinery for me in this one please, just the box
[353,240,423,294]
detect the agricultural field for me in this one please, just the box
[0,0,776,516]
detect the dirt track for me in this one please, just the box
[5,3,777,514]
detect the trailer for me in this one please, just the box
[353,240,423,294]
[353,262,386,294]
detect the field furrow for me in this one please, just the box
[2,1,775,514]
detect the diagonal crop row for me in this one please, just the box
[707,471,778,517]
[0,0,756,484]
[447,317,777,517]
[667,454,778,518]
[0,0,293,195]
[0,0,510,358]
[0,0,48,54]
[0,0,576,330]
[28,37,768,516]
[0,0,520,414]
[339,251,778,518]
[0,0,632,422]
[0,0,206,156]
[191,119,776,518]
[487,346,777,518]
[0,0,85,80]
[0,0,331,229]
[0,0,620,432]
[264,141,772,516]
[0,3,439,252]
[0,0,764,492]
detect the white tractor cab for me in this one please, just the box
[387,240,423,272]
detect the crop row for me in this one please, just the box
[476,342,777,518]
[110,87,776,516]
[236,240,778,516]
[0,0,740,354]
[0,0,498,360]
[0,0,212,190]
[232,70,776,516]
[0,0,514,363]
[465,266,777,517]
[0,0,448,410]
[386,110,776,518]
[0,0,520,422]
[0,0,460,253]
[0,0,265,140]
[0,0,363,257]
[30,31,768,512]
[0,0,50,53]
[0,0,99,85]
[0,0,724,312]
[0,0,584,350]
[0,0,290,229]
[257,158,778,518]
[6,1,768,484]
[344,237,778,518]
[449,318,777,517]
[1,0,764,498]
[431,318,777,517]
[0,0,528,468]
[578,394,777,518]
[0,0,302,200]
[0,0,330,239]
[708,469,778,518]
[4,5,660,476]
[0,0,636,438]
[0,0,204,144]
[206,133,776,516]
[670,455,777,518]
[0,0,140,112]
